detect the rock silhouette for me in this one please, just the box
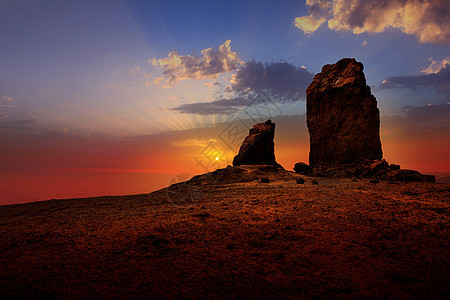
[233,120,279,166]
[306,58,382,168]
[303,58,435,183]
[293,162,313,175]
[311,158,435,182]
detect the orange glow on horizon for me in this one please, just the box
[1,115,448,205]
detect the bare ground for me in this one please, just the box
[0,173,449,298]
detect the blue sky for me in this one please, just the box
[0,0,448,135]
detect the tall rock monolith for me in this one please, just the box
[306,58,383,168]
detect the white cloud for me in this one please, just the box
[294,0,330,34]
[150,40,244,87]
[295,0,450,44]
[294,15,326,35]
[421,57,450,74]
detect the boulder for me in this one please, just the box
[293,162,313,175]
[306,58,383,168]
[369,159,389,174]
[296,178,305,184]
[233,120,279,166]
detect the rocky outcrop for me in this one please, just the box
[233,120,279,166]
[306,58,383,168]
[303,58,435,183]
[186,165,296,186]
[312,159,435,182]
[293,162,313,175]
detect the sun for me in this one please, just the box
[215,157,219,161]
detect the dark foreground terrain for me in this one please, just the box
[1,168,449,298]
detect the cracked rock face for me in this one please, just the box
[233,120,278,166]
[306,58,383,168]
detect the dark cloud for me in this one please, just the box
[0,118,40,129]
[232,61,314,96]
[171,92,280,115]
[380,104,450,174]
[402,103,450,124]
[378,65,450,96]
[382,103,450,140]
[171,61,314,115]
[170,98,242,115]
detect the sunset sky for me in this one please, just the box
[1,0,449,205]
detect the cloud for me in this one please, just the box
[170,138,218,148]
[401,102,450,124]
[294,15,326,35]
[170,97,243,115]
[0,94,16,118]
[362,40,367,47]
[2,95,14,102]
[0,103,15,108]
[231,61,314,96]
[0,94,16,107]
[421,57,450,74]
[378,58,450,95]
[381,104,450,172]
[1,118,39,126]
[295,0,450,44]
[150,40,243,87]
[0,118,40,129]
[382,103,450,140]
[153,77,163,84]
[294,0,330,34]
[170,61,314,115]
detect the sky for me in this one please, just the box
[0,0,449,205]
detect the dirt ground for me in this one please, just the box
[0,173,449,298]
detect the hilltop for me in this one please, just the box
[1,168,448,298]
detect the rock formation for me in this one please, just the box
[310,158,435,182]
[302,58,435,183]
[306,58,383,168]
[233,120,279,166]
